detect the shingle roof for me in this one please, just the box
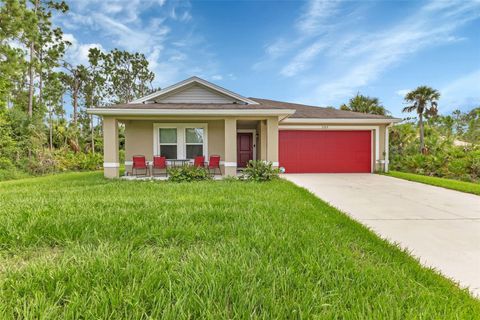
[250,98,392,119]
[107,97,394,120]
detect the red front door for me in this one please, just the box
[237,133,253,168]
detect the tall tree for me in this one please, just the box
[60,63,87,125]
[102,49,154,104]
[82,48,107,153]
[0,0,33,108]
[340,93,389,115]
[24,0,68,117]
[42,71,64,150]
[402,86,440,153]
[26,0,39,117]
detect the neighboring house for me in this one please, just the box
[87,76,400,178]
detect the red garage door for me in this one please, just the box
[279,130,371,173]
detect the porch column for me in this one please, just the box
[103,117,119,178]
[259,120,267,161]
[224,118,237,176]
[266,117,279,168]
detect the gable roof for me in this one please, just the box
[91,98,398,122]
[129,76,259,105]
[88,76,400,123]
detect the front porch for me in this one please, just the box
[102,117,279,178]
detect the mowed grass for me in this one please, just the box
[0,172,478,319]
[385,170,480,195]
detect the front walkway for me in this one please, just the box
[283,173,480,297]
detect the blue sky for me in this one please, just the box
[56,0,480,117]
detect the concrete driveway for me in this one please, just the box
[283,174,480,297]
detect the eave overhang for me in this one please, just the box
[87,108,296,120]
[280,117,402,124]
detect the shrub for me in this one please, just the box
[167,166,211,182]
[0,157,14,170]
[76,152,103,170]
[0,168,30,181]
[242,160,279,182]
[390,123,480,182]
[26,151,57,175]
[19,149,103,175]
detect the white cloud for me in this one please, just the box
[88,13,170,52]
[296,0,340,35]
[280,42,325,77]
[63,33,104,66]
[54,0,226,88]
[211,75,223,81]
[252,0,480,106]
[395,89,411,97]
[253,0,340,70]
[170,7,192,22]
[306,0,480,104]
[440,69,480,112]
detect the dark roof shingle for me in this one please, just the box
[250,98,392,119]
[106,98,394,120]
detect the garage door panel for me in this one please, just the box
[279,130,371,173]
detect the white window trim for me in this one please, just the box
[237,129,257,162]
[278,125,380,173]
[153,123,208,159]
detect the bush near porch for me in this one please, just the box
[0,172,478,318]
[167,166,211,182]
[243,160,280,181]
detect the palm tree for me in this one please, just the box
[340,93,389,115]
[402,86,440,153]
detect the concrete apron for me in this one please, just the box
[282,173,480,298]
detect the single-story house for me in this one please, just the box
[87,76,400,178]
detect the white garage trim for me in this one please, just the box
[281,118,401,124]
[279,125,380,173]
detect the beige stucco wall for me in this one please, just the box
[123,119,225,172]
[122,117,277,175]
[120,118,389,176]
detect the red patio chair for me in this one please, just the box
[152,156,167,177]
[207,155,221,176]
[193,155,205,168]
[132,155,149,176]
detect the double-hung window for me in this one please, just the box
[185,128,204,159]
[154,124,208,159]
[158,128,177,159]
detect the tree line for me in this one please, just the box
[340,87,479,181]
[339,87,479,147]
[0,0,156,178]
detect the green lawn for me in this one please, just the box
[0,172,478,318]
[385,171,480,195]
